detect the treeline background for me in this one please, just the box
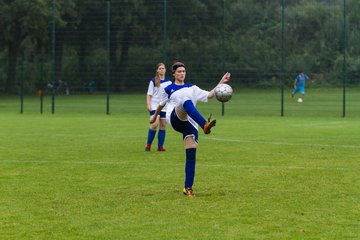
[0,0,358,94]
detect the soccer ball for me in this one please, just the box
[297,98,303,103]
[215,83,233,102]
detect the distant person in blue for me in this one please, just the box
[291,71,309,102]
[150,61,231,196]
[145,63,172,152]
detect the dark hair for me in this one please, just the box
[172,62,185,74]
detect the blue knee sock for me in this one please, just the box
[184,148,196,189]
[183,100,206,129]
[158,129,166,148]
[146,129,156,145]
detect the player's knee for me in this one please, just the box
[159,120,167,129]
[184,136,197,148]
[150,122,158,130]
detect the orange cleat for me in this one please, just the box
[203,114,216,134]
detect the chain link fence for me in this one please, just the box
[0,0,359,116]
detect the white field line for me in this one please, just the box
[205,137,359,149]
[0,159,348,171]
[293,121,346,127]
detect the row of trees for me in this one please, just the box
[0,0,359,94]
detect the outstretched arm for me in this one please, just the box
[208,72,231,99]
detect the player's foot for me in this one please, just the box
[203,115,216,134]
[157,147,166,151]
[145,144,151,151]
[183,188,194,197]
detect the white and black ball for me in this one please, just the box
[215,83,233,103]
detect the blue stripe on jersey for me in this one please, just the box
[160,77,171,84]
[164,83,193,98]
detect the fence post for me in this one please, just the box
[51,0,56,114]
[342,0,347,118]
[40,62,43,114]
[20,57,24,114]
[221,0,226,116]
[280,0,285,117]
[106,0,110,115]
[163,0,167,64]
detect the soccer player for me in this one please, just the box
[145,63,172,152]
[291,71,309,102]
[150,62,231,196]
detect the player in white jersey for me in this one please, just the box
[145,63,172,152]
[150,62,231,196]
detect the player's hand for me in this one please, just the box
[220,72,231,84]
[149,115,156,124]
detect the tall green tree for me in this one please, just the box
[0,0,49,91]
[52,0,78,83]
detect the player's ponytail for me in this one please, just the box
[155,73,160,87]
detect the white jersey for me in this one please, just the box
[147,77,172,111]
[159,83,209,129]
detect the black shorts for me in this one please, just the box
[150,110,166,119]
[170,109,198,143]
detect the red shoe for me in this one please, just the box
[157,147,166,151]
[145,144,151,152]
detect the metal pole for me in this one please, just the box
[280,0,285,117]
[342,0,346,118]
[20,57,24,114]
[40,93,43,114]
[40,62,43,114]
[221,0,225,116]
[163,0,167,63]
[106,0,110,115]
[51,0,56,114]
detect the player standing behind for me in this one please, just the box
[150,62,231,196]
[145,63,172,152]
[290,71,309,102]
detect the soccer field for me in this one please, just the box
[0,90,359,239]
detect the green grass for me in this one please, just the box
[0,89,359,239]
